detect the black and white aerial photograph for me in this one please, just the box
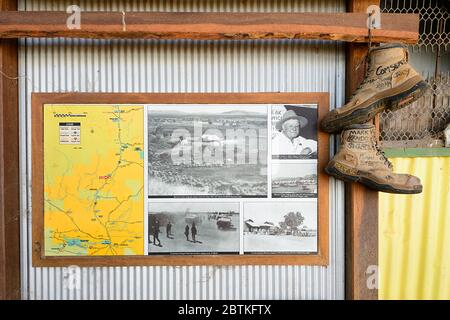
[147,202,240,255]
[147,105,268,197]
[271,105,318,160]
[272,162,318,198]
[243,201,317,254]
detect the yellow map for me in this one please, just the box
[44,105,145,256]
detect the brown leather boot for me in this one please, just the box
[321,43,429,134]
[325,123,422,194]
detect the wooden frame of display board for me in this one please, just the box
[32,92,330,267]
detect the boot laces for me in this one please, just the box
[351,46,408,100]
[373,139,393,169]
[350,54,371,99]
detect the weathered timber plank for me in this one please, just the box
[0,11,419,43]
[345,0,379,301]
[0,0,21,300]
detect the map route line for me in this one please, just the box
[44,105,144,256]
[89,106,137,250]
[45,199,107,241]
[89,245,113,255]
[106,186,144,224]
[119,159,144,168]
[106,220,142,225]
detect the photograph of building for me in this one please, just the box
[243,201,317,254]
[148,105,268,197]
[272,162,318,198]
[148,202,240,254]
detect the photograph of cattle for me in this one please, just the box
[271,162,318,198]
[147,105,268,197]
[148,201,240,255]
[243,201,317,254]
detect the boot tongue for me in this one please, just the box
[369,43,406,53]
[369,46,407,73]
[345,123,374,130]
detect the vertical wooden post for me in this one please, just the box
[0,0,20,300]
[345,0,379,300]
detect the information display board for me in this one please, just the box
[32,93,330,266]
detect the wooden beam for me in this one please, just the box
[0,11,419,43]
[345,0,379,300]
[0,0,20,300]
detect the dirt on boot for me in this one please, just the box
[321,43,429,134]
[325,123,422,194]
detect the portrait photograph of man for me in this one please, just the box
[271,105,318,159]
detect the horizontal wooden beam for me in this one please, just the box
[0,11,419,43]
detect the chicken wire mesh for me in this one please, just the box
[380,0,450,147]
[381,0,449,52]
[380,72,450,147]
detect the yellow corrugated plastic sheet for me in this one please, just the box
[379,157,450,300]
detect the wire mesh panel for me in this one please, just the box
[380,0,450,147]
[381,0,449,52]
[380,72,450,147]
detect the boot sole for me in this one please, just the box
[386,80,429,112]
[325,163,423,194]
[321,76,429,133]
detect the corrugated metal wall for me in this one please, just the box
[19,0,346,300]
[379,157,450,300]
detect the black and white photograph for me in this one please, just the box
[243,201,317,254]
[148,105,268,197]
[271,105,318,159]
[272,162,318,198]
[148,202,240,255]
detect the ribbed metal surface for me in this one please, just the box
[19,0,346,300]
[379,157,450,300]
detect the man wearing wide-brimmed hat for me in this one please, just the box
[272,110,317,156]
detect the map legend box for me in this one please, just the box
[44,105,145,256]
[59,122,81,144]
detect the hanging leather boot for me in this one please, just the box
[321,43,429,134]
[325,123,422,194]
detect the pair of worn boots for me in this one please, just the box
[321,43,428,194]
